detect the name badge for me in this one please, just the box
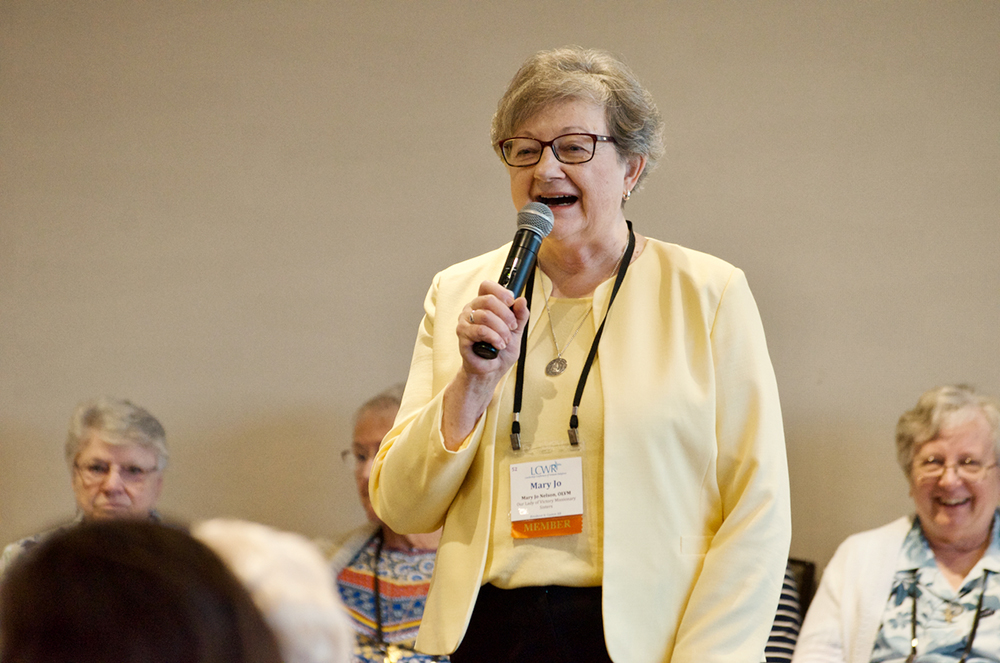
[509,457,583,538]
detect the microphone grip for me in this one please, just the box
[471,341,500,359]
[471,230,542,360]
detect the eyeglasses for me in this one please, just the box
[75,461,159,486]
[340,448,377,468]
[911,455,998,482]
[498,133,616,167]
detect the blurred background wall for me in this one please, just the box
[2,0,997,574]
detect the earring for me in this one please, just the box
[622,189,631,202]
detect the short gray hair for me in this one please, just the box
[354,383,405,425]
[490,46,665,188]
[65,397,168,470]
[895,384,1000,475]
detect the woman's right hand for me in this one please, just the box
[458,280,529,378]
[440,280,529,449]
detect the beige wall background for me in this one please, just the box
[1,1,997,575]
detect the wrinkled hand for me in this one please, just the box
[457,280,530,382]
[441,280,530,449]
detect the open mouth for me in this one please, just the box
[537,194,578,207]
[937,497,971,507]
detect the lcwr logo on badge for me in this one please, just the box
[509,457,583,538]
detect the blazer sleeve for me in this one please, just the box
[671,268,792,663]
[369,270,485,534]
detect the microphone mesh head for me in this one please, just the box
[517,202,554,237]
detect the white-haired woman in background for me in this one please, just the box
[794,384,1000,663]
[0,396,168,576]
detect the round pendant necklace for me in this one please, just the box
[541,241,629,377]
[546,357,568,377]
[542,276,592,377]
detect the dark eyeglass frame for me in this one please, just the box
[497,133,617,167]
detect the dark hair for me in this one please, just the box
[0,520,284,663]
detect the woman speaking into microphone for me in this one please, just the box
[370,46,790,663]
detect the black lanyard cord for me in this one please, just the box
[372,529,386,646]
[509,221,636,451]
[962,569,991,663]
[509,261,536,451]
[906,568,992,663]
[568,222,635,445]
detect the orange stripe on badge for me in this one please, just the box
[511,515,582,539]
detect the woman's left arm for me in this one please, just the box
[672,268,792,663]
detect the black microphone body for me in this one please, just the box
[497,226,544,298]
[472,203,554,360]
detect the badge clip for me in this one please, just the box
[567,408,580,446]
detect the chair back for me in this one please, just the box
[787,557,816,618]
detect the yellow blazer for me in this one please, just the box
[371,237,790,663]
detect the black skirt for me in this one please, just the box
[450,584,613,663]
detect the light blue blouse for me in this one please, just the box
[870,511,1000,663]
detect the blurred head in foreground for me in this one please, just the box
[0,519,282,663]
[193,518,353,663]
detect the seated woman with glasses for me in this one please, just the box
[793,384,1000,663]
[324,385,447,662]
[370,46,789,662]
[0,396,167,576]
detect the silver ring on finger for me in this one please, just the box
[469,311,475,324]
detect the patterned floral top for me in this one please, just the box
[870,511,1000,663]
[336,532,448,663]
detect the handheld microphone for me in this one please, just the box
[472,202,554,360]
